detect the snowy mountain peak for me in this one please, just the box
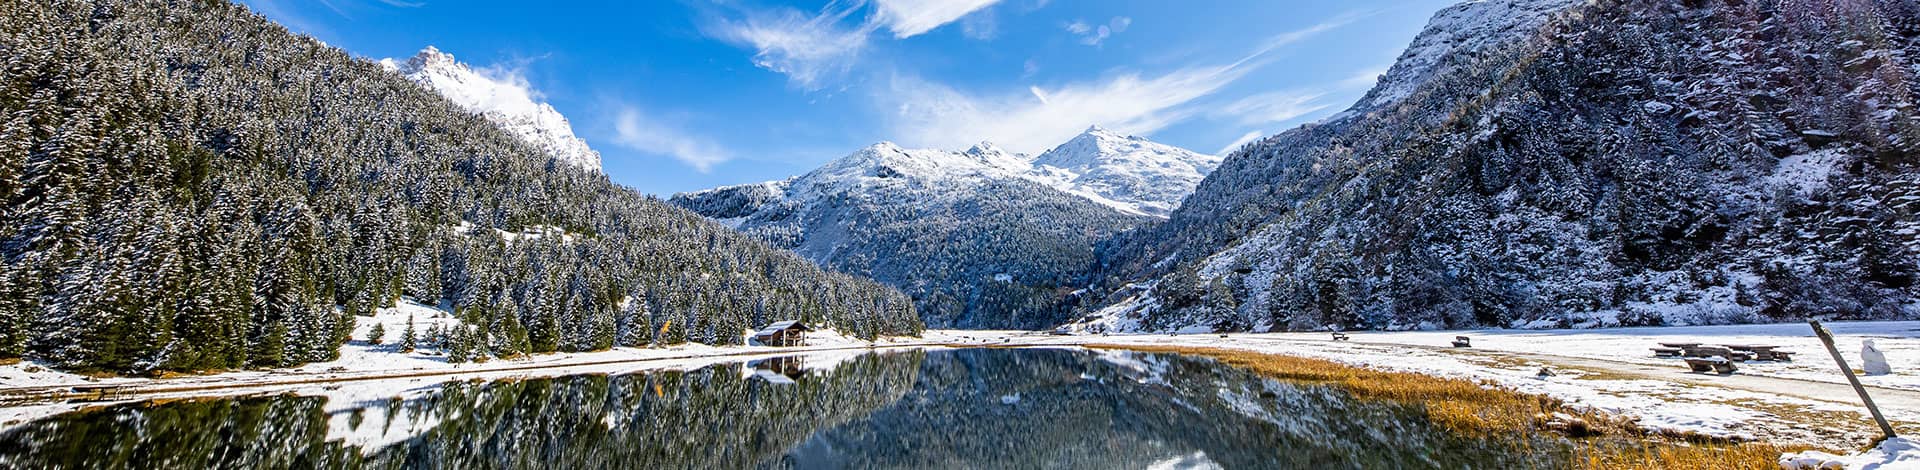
[383,46,602,172]
[1026,127,1221,217]
[819,141,1025,184]
[1356,0,1579,109]
[400,45,459,73]
[965,141,1007,157]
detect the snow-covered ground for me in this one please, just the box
[1782,438,1920,469]
[1244,321,1920,391]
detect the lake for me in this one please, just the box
[0,348,1587,469]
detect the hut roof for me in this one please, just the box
[753,320,812,338]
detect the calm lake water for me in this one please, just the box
[0,348,1585,469]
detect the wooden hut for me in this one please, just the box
[752,320,813,347]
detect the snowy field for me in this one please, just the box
[1255,321,1920,391]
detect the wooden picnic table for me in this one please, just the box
[1685,357,1738,374]
[1659,342,1702,349]
[1684,346,1752,362]
[1744,345,1793,361]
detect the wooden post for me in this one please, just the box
[1810,319,1898,439]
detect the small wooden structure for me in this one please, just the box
[1331,332,1351,341]
[1685,357,1737,374]
[1651,347,1683,358]
[1452,336,1472,348]
[752,320,813,347]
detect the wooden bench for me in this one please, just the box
[1685,357,1737,374]
[1651,347,1683,358]
[1660,342,1703,349]
[1331,332,1350,341]
[1685,346,1750,362]
[1451,336,1472,348]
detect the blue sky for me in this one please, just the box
[240,0,1455,195]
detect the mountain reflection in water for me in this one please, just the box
[0,348,1578,469]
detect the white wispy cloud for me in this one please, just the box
[1217,130,1267,155]
[1214,89,1330,127]
[958,8,999,40]
[1208,62,1394,156]
[877,15,1353,154]
[1066,16,1131,46]
[1251,11,1369,57]
[612,109,732,172]
[707,3,872,90]
[870,0,1005,38]
[706,0,1012,88]
[881,60,1250,154]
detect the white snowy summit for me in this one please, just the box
[669,139,1158,329]
[381,46,602,172]
[697,129,1215,219]
[1025,126,1221,217]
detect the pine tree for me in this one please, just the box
[399,315,416,353]
[446,326,470,364]
[367,322,386,346]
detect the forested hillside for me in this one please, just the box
[672,142,1144,329]
[0,0,920,373]
[1091,0,1920,332]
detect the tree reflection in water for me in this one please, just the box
[1,348,1577,469]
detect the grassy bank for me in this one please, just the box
[1090,344,1808,469]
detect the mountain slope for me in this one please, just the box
[0,0,918,373]
[1087,0,1920,333]
[382,46,602,172]
[672,142,1147,329]
[1024,126,1222,217]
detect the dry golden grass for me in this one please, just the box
[1570,441,1803,470]
[1090,344,1806,470]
